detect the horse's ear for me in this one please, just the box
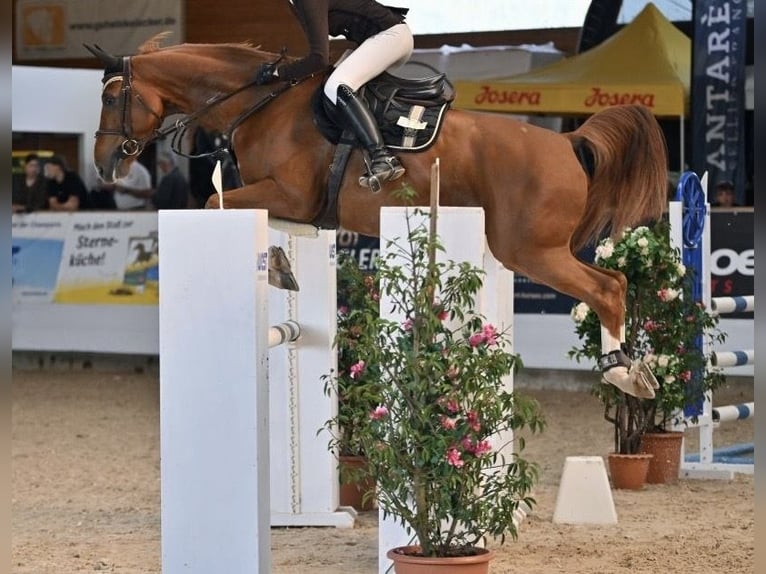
[83,43,122,74]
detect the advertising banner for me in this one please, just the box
[691,0,747,203]
[15,0,182,61]
[12,212,158,305]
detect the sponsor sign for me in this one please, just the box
[691,0,747,203]
[16,0,182,60]
[12,212,159,305]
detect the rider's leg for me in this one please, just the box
[335,84,405,191]
[325,23,413,192]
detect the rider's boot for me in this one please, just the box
[335,84,405,193]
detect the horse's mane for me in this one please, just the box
[136,32,277,62]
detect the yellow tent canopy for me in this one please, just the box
[453,3,690,118]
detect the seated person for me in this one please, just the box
[45,155,88,212]
[711,181,740,207]
[13,153,48,213]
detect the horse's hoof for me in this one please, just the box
[268,246,300,291]
[601,366,656,399]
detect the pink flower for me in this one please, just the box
[468,332,485,347]
[446,448,464,467]
[349,360,366,379]
[338,306,349,316]
[403,318,413,331]
[369,405,389,420]
[446,365,459,379]
[440,416,457,430]
[679,370,692,382]
[461,437,474,451]
[643,319,658,332]
[466,410,481,432]
[482,324,498,346]
[446,399,460,413]
[473,440,492,457]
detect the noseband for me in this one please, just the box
[95,57,164,157]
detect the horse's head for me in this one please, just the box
[84,44,165,182]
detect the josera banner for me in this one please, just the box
[12,212,158,305]
[691,0,747,204]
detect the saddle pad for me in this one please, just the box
[311,86,450,153]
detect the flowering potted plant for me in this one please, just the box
[569,221,725,483]
[324,210,545,569]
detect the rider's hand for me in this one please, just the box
[255,62,279,85]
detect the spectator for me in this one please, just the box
[711,180,740,207]
[45,155,88,212]
[13,153,48,213]
[152,152,190,209]
[110,160,153,210]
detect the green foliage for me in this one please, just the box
[568,221,726,454]
[324,209,545,557]
[333,252,383,456]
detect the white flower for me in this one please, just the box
[658,288,679,302]
[617,256,627,268]
[634,226,649,235]
[594,239,614,262]
[657,355,670,368]
[571,302,590,323]
[637,237,649,248]
[664,375,676,384]
[676,263,686,276]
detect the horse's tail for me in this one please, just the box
[567,104,668,252]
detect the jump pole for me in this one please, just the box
[159,209,350,574]
[669,173,754,479]
[377,204,515,574]
[159,209,272,573]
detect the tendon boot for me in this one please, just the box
[335,84,405,193]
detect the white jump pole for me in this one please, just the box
[159,209,271,574]
[377,206,515,573]
[267,229,354,527]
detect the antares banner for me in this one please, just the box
[15,0,182,60]
[12,212,158,305]
[691,0,747,203]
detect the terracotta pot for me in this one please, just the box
[387,546,494,574]
[607,453,653,490]
[640,431,684,484]
[338,455,375,511]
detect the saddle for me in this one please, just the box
[311,70,455,228]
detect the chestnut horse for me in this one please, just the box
[85,37,668,398]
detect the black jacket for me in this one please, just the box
[278,0,407,81]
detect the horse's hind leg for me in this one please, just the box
[513,247,657,399]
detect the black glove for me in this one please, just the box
[255,62,279,85]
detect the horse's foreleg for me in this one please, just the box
[512,249,657,399]
[204,179,318,222]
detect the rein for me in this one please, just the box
[96,51,296,160]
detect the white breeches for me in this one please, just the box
[324,22,413,103]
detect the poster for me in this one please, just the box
[15,0,182,61]
[12,212,159,305]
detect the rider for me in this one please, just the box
[255,0,413,192]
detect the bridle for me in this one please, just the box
[95,57,166,157]
[95,51,300,161]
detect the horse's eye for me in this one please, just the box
[103,94,117,106]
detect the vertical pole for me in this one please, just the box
[159,210,271,574]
